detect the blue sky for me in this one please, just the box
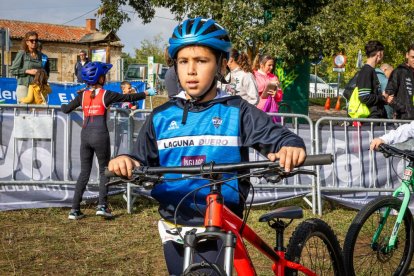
[0,0,179,55]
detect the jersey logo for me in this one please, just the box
[212,117,222,128]
[168,120,179,130]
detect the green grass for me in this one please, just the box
[0,196,412,275]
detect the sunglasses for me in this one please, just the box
[27,39,39,43]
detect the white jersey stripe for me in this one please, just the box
[157,135,241,150]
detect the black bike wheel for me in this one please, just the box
[343,196,414,276]
[285,218,345,276]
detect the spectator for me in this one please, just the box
[375,63,394,119]
[370,120,414,150]
[163,47,182,98]
[385,44,414,120]
[74,50,89,83]
[61,61,156,220]
[219,49,259,105]
[119,81,139,109]
[355,40,387,119]
[19,68,51,105]
[252,54,283,111]
[10,31,50,101]
[107,17,305,275]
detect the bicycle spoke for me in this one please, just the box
[344,197,413,275]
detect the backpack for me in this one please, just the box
[343,71,360,100]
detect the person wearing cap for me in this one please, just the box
[74,50,90,83]
[61,61,156,220]
[107,17,305,274]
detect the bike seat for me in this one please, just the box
[258,206,303,222]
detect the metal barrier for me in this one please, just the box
[314,116,412,215]
[9,102,406,216]
[124,112,318,214]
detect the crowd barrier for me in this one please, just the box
[0,103,412,216]
[315,116,414,215]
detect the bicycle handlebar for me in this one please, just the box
[104,154,333,178]
[378,143,414,161]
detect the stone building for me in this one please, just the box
[0,18,123,82]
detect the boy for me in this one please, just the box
[108,17,306,274]
[120,81,139,109]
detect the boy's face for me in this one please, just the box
[176,45,222,102]
[122,85,132,94]
[406,50,414,69]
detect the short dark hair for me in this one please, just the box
[407,44,414,53]
[365,40,384,57]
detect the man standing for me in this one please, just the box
[356,40,387,119]
[385,44,414,119]
[74,50,89,83]
[375,63,394,118]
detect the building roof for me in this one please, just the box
[0,19,120,44]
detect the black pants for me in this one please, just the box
[71,128,110,210]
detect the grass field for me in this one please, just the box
[1,195,413,275]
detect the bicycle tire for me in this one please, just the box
[285,218,345,276]
[343,196,414,276]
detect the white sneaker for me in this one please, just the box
[96,206,113,218]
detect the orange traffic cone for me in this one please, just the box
[334,96,341,111]
[324,97,331,111]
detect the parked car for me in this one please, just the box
[309,74,343,98]
[124,63,168,93]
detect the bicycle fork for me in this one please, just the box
[182,191,237,276]
[372,177,412,253]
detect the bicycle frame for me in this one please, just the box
[106,155,334,275]
[182,184,317,276]
[372,161,414,253]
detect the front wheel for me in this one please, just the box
[285,218,345,275]
[343,196,414,276]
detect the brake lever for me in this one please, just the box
[264,168,317,184]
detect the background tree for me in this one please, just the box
[98,0,414,84]
[134,34,167,64]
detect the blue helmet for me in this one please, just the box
[81,62,112,85]
[168,17,232,59]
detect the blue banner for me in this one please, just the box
[0,78,146,107]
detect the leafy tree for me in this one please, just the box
[99,0,414,84]
[134,34,167,64]
[97,0,343,65]
[121,52,138,73]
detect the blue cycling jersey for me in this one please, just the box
[151,102,242,223]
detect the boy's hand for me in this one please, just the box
[267,146,306,173]
[370,138,385,151]
[108,156,140,179]
[146,88,157,96]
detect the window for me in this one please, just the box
[11,52,17,64]
[49,58,58,72]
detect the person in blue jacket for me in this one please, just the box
[108,17,306,274]
[61,61,155,220]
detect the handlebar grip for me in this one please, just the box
[302,154,333,166]
[104,168,118,178]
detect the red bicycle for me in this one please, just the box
[106,154,344,275]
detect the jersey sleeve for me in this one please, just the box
[104,90,146,106]
[239,100,306,155]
